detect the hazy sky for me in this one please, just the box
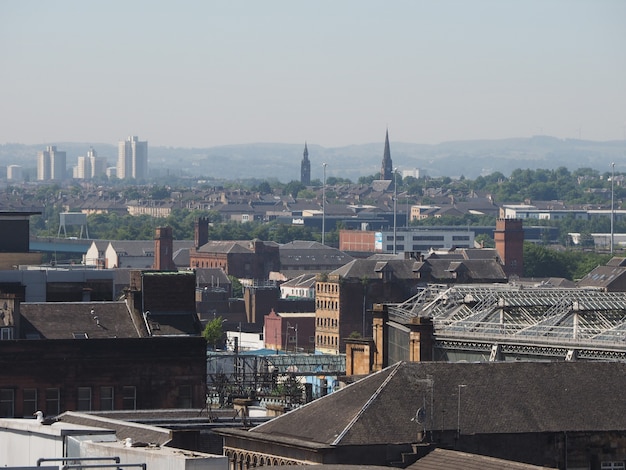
[1,0,625,148]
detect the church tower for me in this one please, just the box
[300,142,311,185]
[380,130,393,180]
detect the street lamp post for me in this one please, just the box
[393,168,398,255]
[322,162,327,246]
[406,195,410,229]
[611,162,615,255]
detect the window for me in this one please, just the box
[452,235,470,241]
[100,387,114,411]
[178,385,193,408]
[0,389,14,417]
[1,327,13,340]
[122,386,136,410]
[602,463,625,470]
[46,388,60,417]
[77,387,91,411]
[23,389,37,417]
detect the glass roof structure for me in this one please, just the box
[388,285,626,356]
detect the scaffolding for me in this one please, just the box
[206,351,345,407]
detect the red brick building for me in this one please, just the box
[0,336,206,417]
[190,239,280,280]
[263,309,316,352]
[494,218,524,278]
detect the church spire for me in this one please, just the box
[301,142,311,186]
[380,129,393,180]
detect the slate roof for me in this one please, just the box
[426,248,500,261]
[20,301,141,339]
[578,268,625,289]
[280,273,317,289]
[242,361,626,448]
[109,240,195,256]
[331,259,417,280]
[409,449,556,470]
[280,241,354,277]
[371,180,392,192]
[425,258,507,282]
[172,247,190,267]
[195,267,231,287]
[197,240,279,254]
[145,311,202,336]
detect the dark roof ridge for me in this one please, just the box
[251,362,398,437]
[331,362,402,445]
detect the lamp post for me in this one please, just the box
[322,162,327,246]
[611,162,615,255]
[393,168,398,255]
[457,384,467,440]
[406,195,410,229]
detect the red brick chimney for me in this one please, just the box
[154,226,176,271]
[194,217,209,249]
[494,218,524,278]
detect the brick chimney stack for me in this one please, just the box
[194,217,209,249]
[494,218,524,278]
[154,226,176,271]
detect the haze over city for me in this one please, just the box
[1,0,625,149]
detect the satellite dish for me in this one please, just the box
[411,407,427,425]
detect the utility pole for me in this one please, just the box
[322,162,327,246]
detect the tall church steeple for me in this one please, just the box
[380,129,393,180]
[301,142,311,185]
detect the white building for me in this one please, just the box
[6,165,22,182]
[379,227,475,253]
[37,145,66,181]
[0,412,226,469]
[117,136,148,180]
[569,232,626,250]
[501,204,626,223]
[75,155,91,179]
[401,168,424,179]
[279,273,316,299]
[75,148,108,180]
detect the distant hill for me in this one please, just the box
[1,136,623,182]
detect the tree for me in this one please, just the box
[475,233,495,248]
[256,181,272,194]
[229,275,243,298]
[283,180,305,198]
[203,316,225,350]
[523,243,567,278]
